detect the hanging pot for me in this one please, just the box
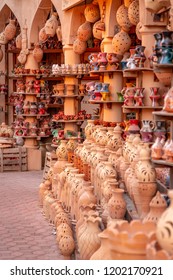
[77,21,92,42]
[39,27,48,43]
[112,29,131,56]
[84,3,100,23]
[33,43,43,63]
[4,19,16,41]
[44,12,58,37]
[128,0,140,26]
[73,39,87,54]
[116,4,133,32]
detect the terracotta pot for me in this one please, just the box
[146,240,173,260]
[58,235,75,257]
[112,29,131,56]
[39,27,48,43]
[33,43,43,63]
[116,4,133,32]
[93,20,104,40]
[128,0,140,26]
[156,190,173,254]
[44,12,58,37]
[84,3,100,23]
[77,21,92,42]
[4,19,16,41]
[143,191,167,223]
[107,189,126,219]
[0,31,8,44]
[78,216,101,260]
[56,140,68,161]
[73,39,87,54]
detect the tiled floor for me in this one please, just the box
[0,171,65,260]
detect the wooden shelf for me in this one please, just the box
[52,94,79,98]
[90,70,122,74]
[51,119,84,123]
[123,106,163,109]
[15,114,49,117]
[123,67,153,72]
[42,49,63,53]
[153,111,173,119]
[47,104,63,108]
[88,100,123,104]
[154,64,173,68]
[152,159,173,167]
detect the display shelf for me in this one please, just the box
[88,100,123,104]
[123,67,153,73]
[52,94,79,98]
[123,105,163,109]
[154,64,173,68]
[51,119,84,123]
[46,104,63,108]
[153,111,173,118]
[90,69,122,79]
[152,159,173,167]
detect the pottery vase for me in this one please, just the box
[140,120,154,143]
[156,190,173,254]
[73,39,87,54]
[56,140,68,161]
[151,137,163,160]
[150,87,160,107]
[78,216,101,260]
[44,12,58,37]
[97,52,108,71]
[112,29,131,56]
[84,3,100,23]
[77,21,92,42]
[116,4,133,32]
[107,189,126,219]
[128,0,140,26]
[4,19,16,41]
[33,43,43,63]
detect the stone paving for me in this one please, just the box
[0,171,65,260]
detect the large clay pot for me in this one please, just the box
[39,27,48,43]
[112,30,131,56]
[84,3,100,23]
[44,12,58,37]
[33,43,43,63]
[107,189,126,219]
[93,20,103,40]
[77,21,92,42]
[0,31,8,45]
[156,190,173,254]
[4,19,16,41]
[78,216,101,260]
[73,39,87,54]
[116,4,133,32]
[128,0,140,26]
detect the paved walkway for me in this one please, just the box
[0,171,65,260]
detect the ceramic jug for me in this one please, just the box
[140,120,154,142]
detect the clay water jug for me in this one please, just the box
[33,43,43,63]
[107,189,126,219]
[4,19,16,41]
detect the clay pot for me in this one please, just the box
[73,39,87,54]
[56,140,68,161]
[124,0,135,7]
[39,27,48,43]
[0,45,3,62]
[77,21,92,42]
[15,33,22,49]
[112,30,131,56]
[4,19,16,41]
[59,235,75,257]
[0,31,8,44]
[151,137,163,160]
[44,12,58,37]
[146,240,173,260]
[128,0,140,26]
[33,43,43,63]
[116,4,133,32]
[93,20,104,40]
[84,3,100,23]
[107,189,126,219]
[110,220,156,260]
[143,191,167,223]
[78,216,101,260]
[56,223,73,243]
[156,190,173,254]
